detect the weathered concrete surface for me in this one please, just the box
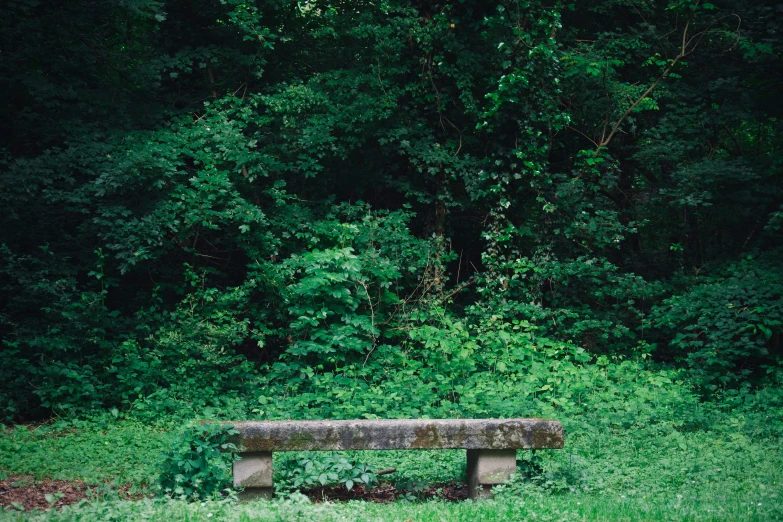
[233,452,273,488]
[466,449,517,500]
[238,487,273,501]
[229,419,563,452]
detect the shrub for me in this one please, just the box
[157,423,238,500]
[276,452,378,494]
[651,253,783,385]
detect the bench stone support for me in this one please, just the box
[233,451,273,500]
[466,449,517,499]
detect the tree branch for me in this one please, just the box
[593,8,703,155]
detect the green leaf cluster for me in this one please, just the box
[157,423,239,500]
[276,453,377,493]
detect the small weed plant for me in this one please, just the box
[276,453,378,494]
[156,423,238,500]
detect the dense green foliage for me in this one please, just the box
[156,423,238,500]
[277,453,378,492]
[2,0,780,420]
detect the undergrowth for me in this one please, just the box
[1,377,781,520]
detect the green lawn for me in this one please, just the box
[1,412,781,521]
[0,488,778,522]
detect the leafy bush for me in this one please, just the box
[651,253,783,385]
[157,423,238,500]
[261,203,437,366]
[276,453,378,494]
[476,253,663,354]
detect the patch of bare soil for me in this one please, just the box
[303,481,469,503]
[0,475,89,512]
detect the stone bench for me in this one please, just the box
[227,418,563,500]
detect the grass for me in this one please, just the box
[0,487,779,521]
[0,418,169,489]
[1,408,782,521]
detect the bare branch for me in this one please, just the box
[593,17,691,155]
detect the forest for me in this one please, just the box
[0,0,781,520]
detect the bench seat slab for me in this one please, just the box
[230,418,563,452]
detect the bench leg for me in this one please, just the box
[234,451,273,500]
[466,449,516,500]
